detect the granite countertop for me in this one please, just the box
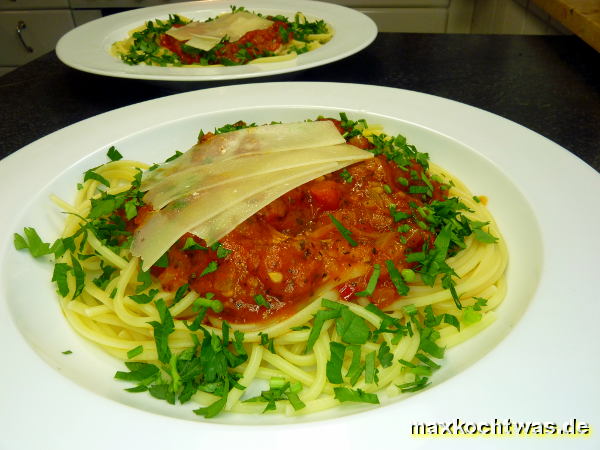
[1,33,599,172]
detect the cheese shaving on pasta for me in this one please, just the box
[165,11,273,50]
[140,121,346,191]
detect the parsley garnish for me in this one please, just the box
[355,264,381,297]
[334,387,379,404]
[107,146,123,161]
[254,294,271,309]
[14,227,52,257]
[127,345,144,359]
[329,214,357,247]
[243,378,305,412]
[84,169,110,188]
[339,169,353,183]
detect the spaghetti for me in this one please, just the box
[17,114,507,417]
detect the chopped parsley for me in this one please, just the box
[329,214,357,247]
[355,264,381,297]
[254,294,271,309]
[243,378,305,412]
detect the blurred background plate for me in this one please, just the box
[55,0,377,81]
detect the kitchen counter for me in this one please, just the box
[1,32,599,172]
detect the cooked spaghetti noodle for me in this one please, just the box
[21,114,507,417]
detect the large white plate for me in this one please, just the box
[56,0,377,81]
[1,83,599,450]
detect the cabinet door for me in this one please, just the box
[358,7,448,32]
[0,0,69,10]
[0,10,74,65]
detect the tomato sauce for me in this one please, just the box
[141,120,447,325]
[158,21,290,65]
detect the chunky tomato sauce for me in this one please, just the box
[159,20,290,65]
[135,120,447,325]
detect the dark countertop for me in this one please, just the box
[1,33,599,172]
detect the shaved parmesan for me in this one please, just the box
[141,121,345,192]
[183,35,221,52]
[143,144,371,210]
[132,121,374,270]
[165,11,273,50]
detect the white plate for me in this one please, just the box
[56,0,377,81]
[1,83,599,450]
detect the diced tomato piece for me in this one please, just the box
[309,180,342,211]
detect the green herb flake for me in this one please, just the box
[200,261,218,277]
[70,254,85,298]
[182,237,207,251]
[326,342,346,384]
[336,308,371,345]
[377,341,393,368]
[471,221,498,243]
[84,169,111,188]
[329,214,357,247]
[193,391,228,418]
[115,361,160,383]
[345,345,363,385]
[364,351,378,384]
[340,169,353,183]
[127,345,144,359]
[13,227,52,257]
[334,387,379,404]
[254,294,271,309]
[52,263,71,297]
[172,283,189,305]
[389,204,411,222]
[385,260,409,296]
[148,298,175,364]
[136,267,152,293]
[355,264,381,297]
[154,252,169,268]
[107,146,123,161]
[305,307,340,353]
[165,151,183,162]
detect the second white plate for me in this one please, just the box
[56,0,377,81]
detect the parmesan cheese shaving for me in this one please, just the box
[143,144,371,210]
[141,120,346,192]
[183,35,221,52]
[165,11,273,50]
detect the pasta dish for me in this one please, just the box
[111,6,333,67]
[14,114,507,417]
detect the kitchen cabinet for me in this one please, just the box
[0,1,74,73]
